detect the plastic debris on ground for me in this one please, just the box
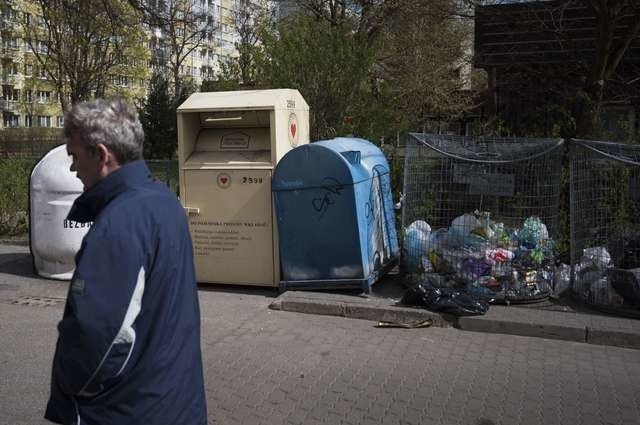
[375,318,433,329]
[404,211,555,303]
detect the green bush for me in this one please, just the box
[147,160,179,195]
[0,157,180,237]
[0,158,36,236]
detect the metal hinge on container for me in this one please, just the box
[183,206,200,215]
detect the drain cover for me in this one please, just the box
[11,296,65,307]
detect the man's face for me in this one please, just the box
[66,133,102,191]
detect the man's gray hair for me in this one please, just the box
[64,98,144,164]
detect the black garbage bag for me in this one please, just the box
[400,283,490,316]
[608,268,640,307]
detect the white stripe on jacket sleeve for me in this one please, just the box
[77,267,145,397]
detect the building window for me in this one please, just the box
[3,88,19,101]
[3,37,19,50]
[37,91,51,103]
[112,75,129,87]
[37,115,51,127]
[25,115,33,128]
[4,62,19,75]
[36,41,48,54]
[24,64,33,75]
[56,116,64,127]
[2,8,18,22]
[4,114,19,128]
[24,90,32,102]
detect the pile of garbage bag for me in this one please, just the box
[574,245,640,308]
[400,283,489,316]
[404,211,554,301]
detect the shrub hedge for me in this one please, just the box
[0,157,178,236]
[0,157,36,236]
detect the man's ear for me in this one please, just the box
[95,143,113,166]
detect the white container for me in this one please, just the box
[30,144,88,280]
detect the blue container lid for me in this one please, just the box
[273,137,389,191]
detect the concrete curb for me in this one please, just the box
[270,291,454,328]
[0,237,29,247]
[457,314,586,343]
[270,291,640,350]
[461,305,640,349]
[587,328,640,350]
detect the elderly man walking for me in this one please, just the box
[45,98,207,425]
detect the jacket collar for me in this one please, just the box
[67,160,152,223]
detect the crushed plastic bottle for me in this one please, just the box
[553,263,571,296]
[520,216,549,249]
[404,220,432,270]
[581,246,612,270]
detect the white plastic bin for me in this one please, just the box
[30,145,88,279]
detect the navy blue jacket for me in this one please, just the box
[45,160,207,425]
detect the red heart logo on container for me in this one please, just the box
[217,173,231,188]
[290,123,297,137]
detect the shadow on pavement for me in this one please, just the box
[197,282,279,298]
[196,271,407,301]
[0,252,39,279]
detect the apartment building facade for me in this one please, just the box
[1,0,60,129]
[0,0,271,129]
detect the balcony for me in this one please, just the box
[0,74,17,85]
[203,56,217,67]
[0,15,17,30]
[0,99,18,112]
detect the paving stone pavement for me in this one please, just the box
[2,245,640,425]
[199,302,640,425]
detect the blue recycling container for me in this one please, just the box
[272,137,399,291]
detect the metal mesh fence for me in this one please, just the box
[0,129,62,158]
[401,133,564,303]
[570,139,640,317]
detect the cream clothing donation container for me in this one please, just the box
[177,89,309,286]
